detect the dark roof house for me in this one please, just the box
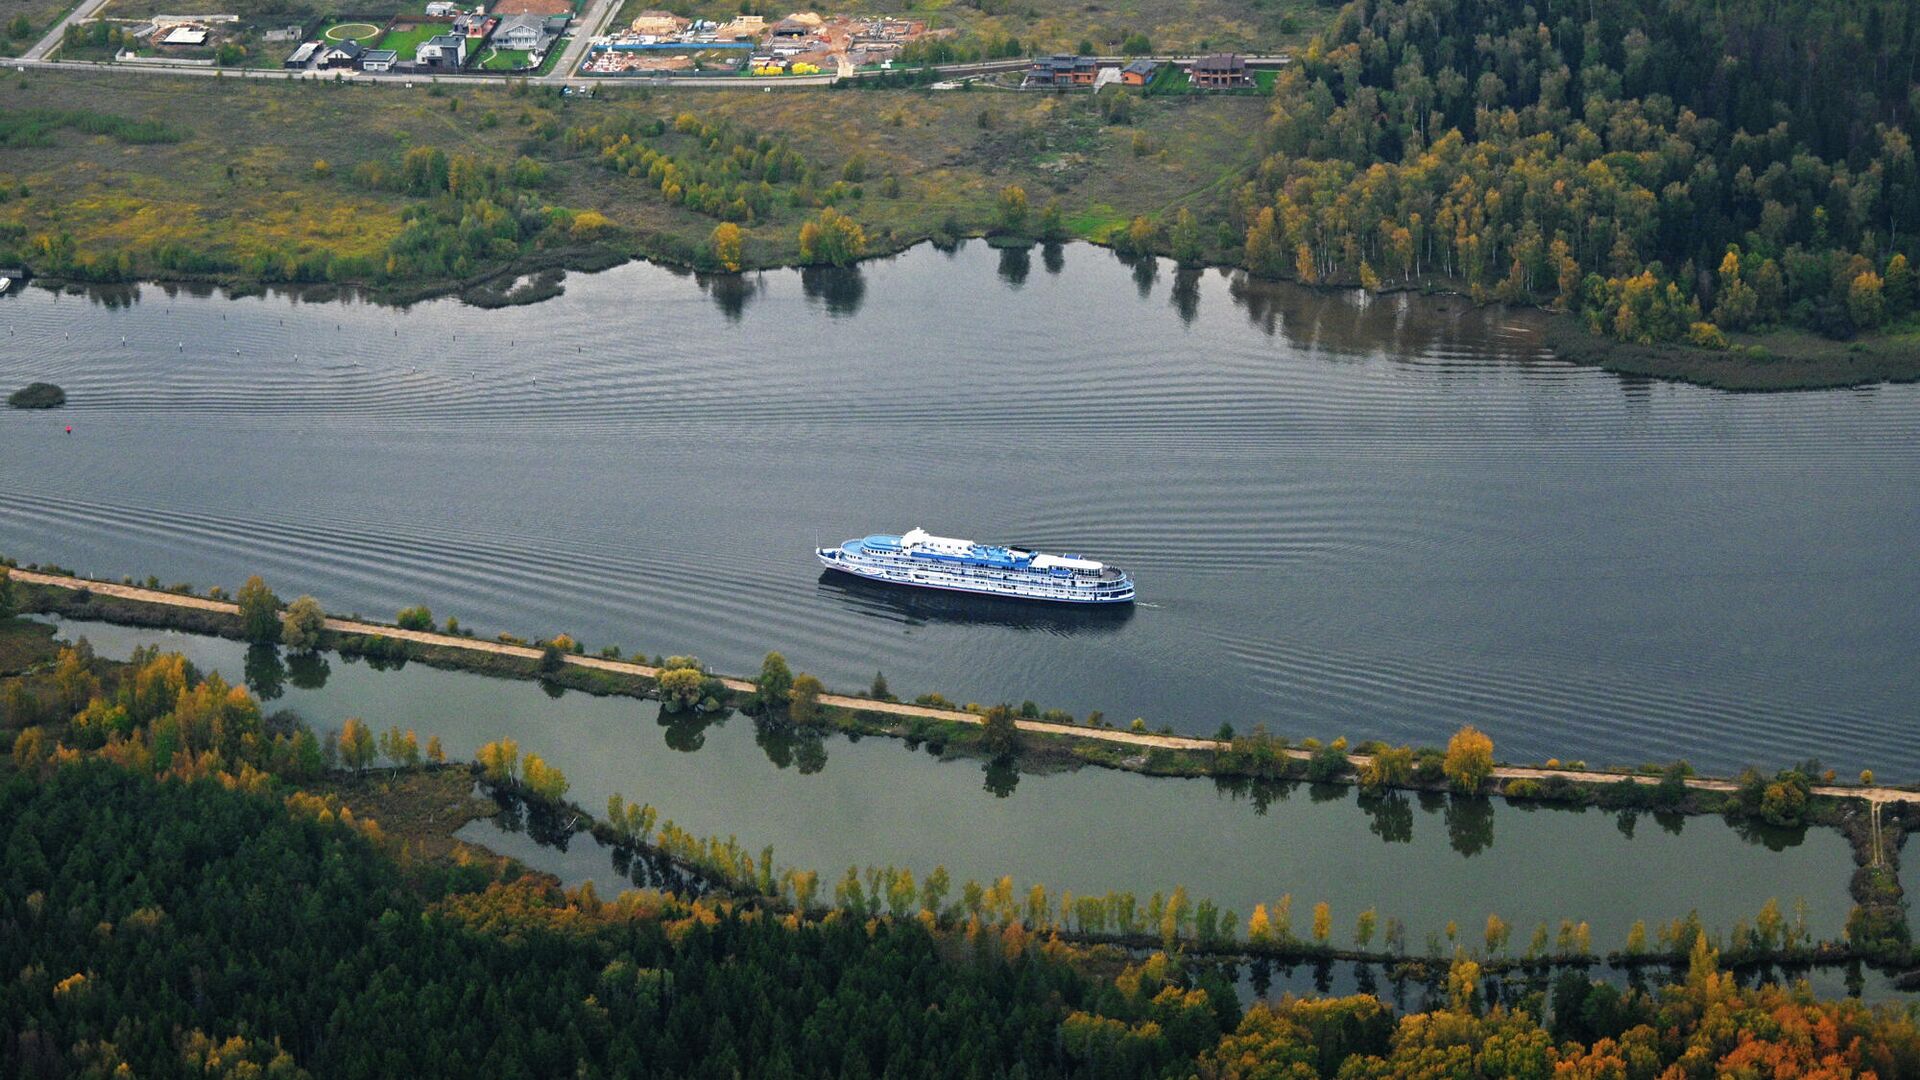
[1025,53,1097,86]
[1189,52,1251,88]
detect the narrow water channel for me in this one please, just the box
[53,617,1860,952]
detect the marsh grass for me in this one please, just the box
[0,67,1265,289]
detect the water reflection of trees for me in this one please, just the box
[983,759,1020,797]
[657,703,729,753]
[800,265,866,317]
[1360,792,1413,844]
[1213,775,1292,815]
[1170,266,1202,325]
[1129,254,1158,298]
[1444,794,1495,856]
[287,651,330,689]
[996,245,1031,287]
[489,790,713,896]
[754,717,828,774]
[1041,242,1065,275]
[1225,270,1547,361]
[245,644,285,701]
[696,271,764,322]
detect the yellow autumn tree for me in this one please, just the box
[477,738,519,783]
[710,222,743,273]
[1444,725,1494,792]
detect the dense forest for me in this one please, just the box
[3,597,1920,1076]
[1240,0,1920,343]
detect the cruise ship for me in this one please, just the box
[817,528,1135,604]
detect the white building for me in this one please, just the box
[416,33,466,67]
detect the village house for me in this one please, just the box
[360,47,397,71]
[319,39,365,67]
[1025,53,1097,87]
[283,40,319,67]
[1119,58,1159,86]
[416,32,466,67]
[493,12,542,49]
[1188,52,1251,88]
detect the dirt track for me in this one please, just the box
[14,568,1913,802]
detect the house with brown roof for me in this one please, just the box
[1189,53,1251,89]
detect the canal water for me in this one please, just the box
[4,243,1917,777]
[53,617,1859,951]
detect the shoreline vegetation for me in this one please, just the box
[2,602,1911,987]
[6,562,1916,973]
[10,709,1920,1078]
[7,0,1920,394]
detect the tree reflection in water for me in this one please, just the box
[490,789,716,896]
[1170,265,1202,325]
[799,265,866,316]
[983,759,1020,798]
[1041,241,1065,275]
[1130,253,1158,298]
[696,270,764,322]
[1444,794,1495,857]
[754,717,829,774]
[286,651,330,689]
[244,644,285,701]
[996,245,1030,287]
[1359,791,1413,844]
[658,703,729,753]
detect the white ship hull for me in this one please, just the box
[817,529,1135,605]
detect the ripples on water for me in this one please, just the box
[2,243,1916,776]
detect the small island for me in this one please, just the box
[7,382,66,409]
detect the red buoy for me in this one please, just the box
[65,426,72,434]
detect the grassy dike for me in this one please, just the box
[9,561,1918,972]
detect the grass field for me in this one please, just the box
[325,20,381,40]
[0,0,79,57]
[375,21,442,57]
[0,66,1265,288]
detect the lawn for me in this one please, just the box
[1144,60,1277,96]
[375,21,442,58]
[0,0,79,57]
[479,45,530,70]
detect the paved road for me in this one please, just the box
[22,0,114,60]
[538,0,617,84]
[14,567,1916,803]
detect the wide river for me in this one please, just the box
[3,243,1918,776]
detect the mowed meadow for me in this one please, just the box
[0,69,1266,290]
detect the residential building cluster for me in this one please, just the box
[581,9,929,77]
[283,0,571,75]
[1022,52,1255,90]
